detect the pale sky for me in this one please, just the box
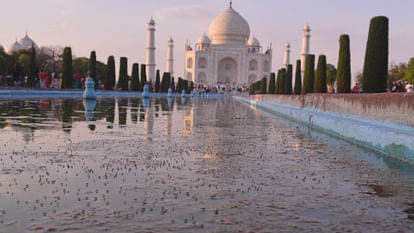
[1,0,413,83]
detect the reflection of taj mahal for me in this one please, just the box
[184,2,272,88]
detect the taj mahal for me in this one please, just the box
[143,1,311,89]
[184,2,272,87]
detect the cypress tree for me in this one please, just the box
[28,46,36,87]
[155,69,160,92]
[280,69,287,94]
[171,77,175,92]
[62,47,73,89]
[285,64,293,94]
[117,57,128,91]
[189,81,194,93]
[161,72,171,93]
[362,16,388,93]
[294,60,302,94]
[89,51,96,82]
[183,80,189,93]
[249,83,255,95]
[302,54,315,94]
[140,64,147,91]
[275,69,282,94]
[259,77,267,94]
[337,34,351,93]
[176,78,183,93]
[268,72,276,94]
[314,55,327,93]
[104,56,115,90]
[131,63,139,91]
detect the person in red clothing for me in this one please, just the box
[352,83,360,93]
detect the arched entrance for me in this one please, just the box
[217,57,237,85]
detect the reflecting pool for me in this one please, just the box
[0,97,414,232]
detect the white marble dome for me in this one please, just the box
[209,6,250,47]
[7,40,23,54]
[247,36,260,47]
[198,34,211,44]
[18,34,39,51]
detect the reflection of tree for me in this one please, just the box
[61,99,74,133]
[160,98,169,111]
[154,98,160,112]
[105,99,115,128]
[118,98,128,126]
[130,98,140,123]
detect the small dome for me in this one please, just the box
[209,6,250,47]
[247,36,260,47]
[168,37,174,43]
[303,25,311,32]
[7,40,22,54]
[18,34,39,51]
[148,17,155,25]
[197,34,211,44]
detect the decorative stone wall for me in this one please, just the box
[247,93,414,127]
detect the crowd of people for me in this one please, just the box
[389,80,413,93]
[0,61,96,89]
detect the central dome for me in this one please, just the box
[209,6,250,47]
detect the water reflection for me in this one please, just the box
[2,97,414,233]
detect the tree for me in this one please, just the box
[104,56,115,90]
[314,55,327,93]
[117,57,128,91]
[62,47,73,89]
[284,64,293,94]
[249,83,255,95]
[176,77,183,93]
[259,77,267,94]
[161,72,171,93]
[131,63,139,91]
[362,16,389,93]
[294,60,302,94]
[403,58,414,83]
[337,34,351,93]
[275,69,283,94]
[155,69,160,92]
[388,62,407,87]
[89,50,96,82]
[72,57,89,74]
[302,54,315,94]
[140,64,147,91]
[36,46,63,73]
[171,77,175,92]
[28,46,36,87]
[189,81,194,93]
[268,72,276,94]
[326,64,337,86]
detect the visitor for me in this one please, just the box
[406,81,413,93]
[73,73,81,89]
[390,81,397,92]
[34,68,40,88]
[352,83,360,93]
[52,72,60,88]
[396,81,405,92]
[39,70,47,88]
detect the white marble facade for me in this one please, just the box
[184,4,272,88]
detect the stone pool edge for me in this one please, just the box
[234,96,414,165]
[0,90,222,98]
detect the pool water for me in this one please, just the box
[0,97,413,232]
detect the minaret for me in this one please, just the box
[146,17,156,83]
[282,42,291,69]
[300,25,311,76]
[166,37,174,77]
